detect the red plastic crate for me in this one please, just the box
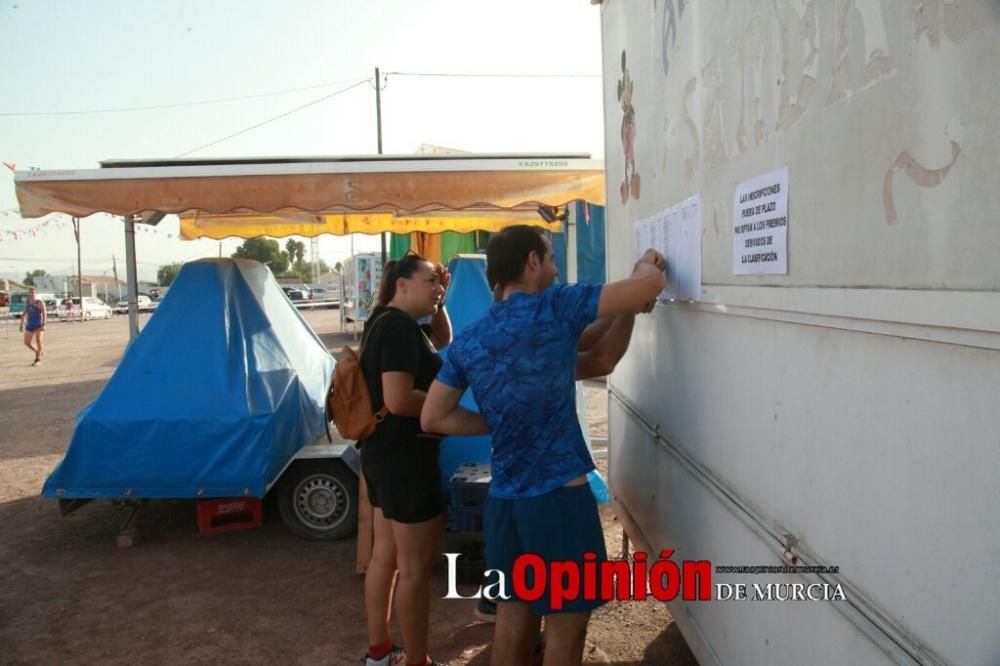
[196,497,263,535]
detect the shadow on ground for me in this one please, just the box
[0,378,107,461]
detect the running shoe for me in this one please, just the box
[362,645,405,666]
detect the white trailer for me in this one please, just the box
[599,2,999,664]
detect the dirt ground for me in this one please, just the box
[0,309,696,665]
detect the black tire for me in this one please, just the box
[276,459,358,541]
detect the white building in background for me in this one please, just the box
[34,274,127,302]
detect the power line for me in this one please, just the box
[384,71,601,79]
[0,77,370,117]
[174,79,371,158]
[1,72,599,119]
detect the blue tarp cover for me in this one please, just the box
[437,255,495,486]
[552,202,606,285]
[42,259,334,499]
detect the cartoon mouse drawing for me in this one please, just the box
[617,49,640,204]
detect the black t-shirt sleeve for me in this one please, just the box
[376,315,421,377]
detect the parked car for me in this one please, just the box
[281,286,306,301]
[9,290,56,318]
[113,295,153,313]
[308,286,329,299]
[58,297,113,320]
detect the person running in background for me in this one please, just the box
[19,287,46,366]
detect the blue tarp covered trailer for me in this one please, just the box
[42,258,334,500]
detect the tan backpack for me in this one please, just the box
[325,313,390,441]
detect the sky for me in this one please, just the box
[0,0,606,284]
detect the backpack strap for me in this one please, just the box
[359,311,392,356]
[359,311,394,422]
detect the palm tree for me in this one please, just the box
[284,239,306,271]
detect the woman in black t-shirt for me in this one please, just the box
[359,252,451,666]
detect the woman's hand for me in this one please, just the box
[435,263,451,291]
[434,263,451,307]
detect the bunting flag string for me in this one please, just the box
[0,213,182,243]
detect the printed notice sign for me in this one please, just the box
[733,167,788,275]
[633,195,702,302]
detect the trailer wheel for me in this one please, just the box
[277,459,357,541]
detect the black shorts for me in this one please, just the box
[360,437,444,524]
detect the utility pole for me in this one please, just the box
[375,67,383,155]
[311,237,319,284]
[72,217,83,321]
[124,215,139,341]
[376,66,387,264]
[112,254,120,300]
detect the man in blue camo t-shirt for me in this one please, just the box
[422,225,666,664]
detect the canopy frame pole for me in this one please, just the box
[72,217,84,320]
[123,215,140,341]
[375,66,388,265]
[567,205,578,284]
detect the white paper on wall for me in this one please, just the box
[679,196,702,300]
[632,194,702,302]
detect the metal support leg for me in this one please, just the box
[116,500,149,548]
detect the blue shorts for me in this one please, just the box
[484,483,608,615]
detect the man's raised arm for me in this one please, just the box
[577,249,666,378]
[596,249,667,318]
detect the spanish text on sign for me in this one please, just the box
[732,167,789,275]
